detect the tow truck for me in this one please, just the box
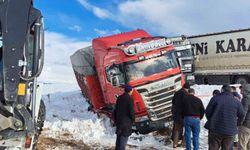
[0,0,45,149]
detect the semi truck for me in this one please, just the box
[189,28,250,85]
[0,0,45,149]
[71,29,184,134]
[168,36,194,83]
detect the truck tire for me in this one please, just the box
[37,100,46,133]
[32,100,46,150]
[235,76,249,85]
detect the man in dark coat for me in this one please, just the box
[204,89,221,130]
[205,85,245,150]
[238,84,250,150]
[113,84,135,150]
[182,88,205,150]
[171,82,190,148]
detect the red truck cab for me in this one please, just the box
[71,29,184,133]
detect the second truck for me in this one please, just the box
[71,29,185,133]
[189,28,250,85]
[168,35,194,83]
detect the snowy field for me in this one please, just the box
[36,84,231,150]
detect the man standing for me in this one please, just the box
[204,90,220,132]
[182,88,205,150]
[172,83,190,148]
[113,84,135,150]
[238,84,250,150]
[205,85,245,150]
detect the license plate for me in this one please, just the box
[164,122,171,127]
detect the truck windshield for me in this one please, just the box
[125,51,178,81]
[176,49,193,57]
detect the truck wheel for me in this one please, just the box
[31,100,46,150]
[235,76,249,85]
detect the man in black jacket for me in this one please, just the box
[172,82,190,148]
[113,84,135,150]
[182,88,205,150]
[205,85,245,150]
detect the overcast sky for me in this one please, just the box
[35,0,250,91]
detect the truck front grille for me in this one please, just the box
[139,85,175,121]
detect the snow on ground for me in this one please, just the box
[40,82,78,95]
[42,91,116,148]
[40,90,168,149]
[39,84,233,150]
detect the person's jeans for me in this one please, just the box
[184,116,200,150]
[115,135,129,150]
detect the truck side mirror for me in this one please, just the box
[111,76,120,87]
[194,55,199,62]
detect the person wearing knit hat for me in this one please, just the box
[113,84,135,150]
[124,84,133,93]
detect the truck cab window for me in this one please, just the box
[176,48,193,57]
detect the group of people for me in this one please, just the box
[112,83,250,150]
[172,83,250,150]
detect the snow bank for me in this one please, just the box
[42,91,116,148]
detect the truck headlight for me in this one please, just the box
[135,116,149,122]
[148,109,157,119]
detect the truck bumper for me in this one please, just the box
[134,118,172,134]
